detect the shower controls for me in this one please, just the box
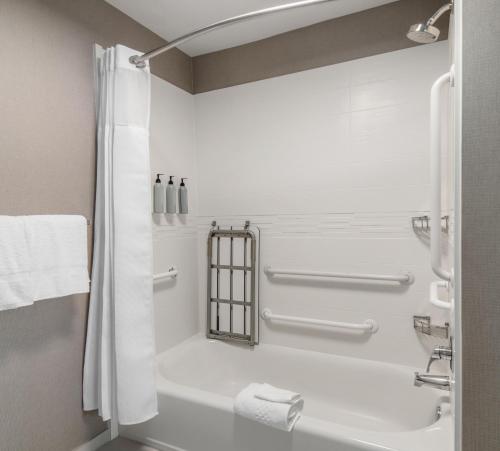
[426,345,453,372]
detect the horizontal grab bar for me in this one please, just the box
[264,266,413,284]
[261,308,378,333]
[153,266,178,281]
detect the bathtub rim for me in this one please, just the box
[152,333,452,451]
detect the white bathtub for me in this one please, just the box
[122,334,452,451]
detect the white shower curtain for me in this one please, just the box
[83,45,157,425]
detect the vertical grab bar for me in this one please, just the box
[430,71,452,281]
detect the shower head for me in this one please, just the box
[407,23,440,44]
[407,2,452,44]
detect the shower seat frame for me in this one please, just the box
[206,223,258,346]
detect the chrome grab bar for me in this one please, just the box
[264,266,413,284]
[153,266,178,281]
[261,308,378,333]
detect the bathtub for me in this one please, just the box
[122,334,452,451]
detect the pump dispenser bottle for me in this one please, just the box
[153,174,165,213]
[166,176,177,214]
[179,178,188,214]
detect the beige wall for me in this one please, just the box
[0,1,191,450]
[462,0,500,449]
[193,0,449,93]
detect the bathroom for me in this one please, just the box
[0,0,498,450]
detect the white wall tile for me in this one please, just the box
[193,42,451,367]
[150,76,199,352]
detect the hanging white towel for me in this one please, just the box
[29,215,89,301]
[0,215,89,311]
[0,216,34,310]
[234,383,304,431]
[83,45,157,425]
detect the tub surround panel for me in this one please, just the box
[462,0,500,449]
[149,76,199,353]
[194,43,450,367]
[193,0,449,93]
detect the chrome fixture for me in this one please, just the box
[411,215,449,236]
[415,343,453,391]
[426,344,453,372]
[129,0,339,68]
[265,266,413,284]
[414,373,451,391]
[413,315,449,339]
[207,221,258,346]
[407,2,453,44]
[261,308,379,333]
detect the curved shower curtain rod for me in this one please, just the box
[129,0,339,68]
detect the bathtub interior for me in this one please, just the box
[158,336,448,434]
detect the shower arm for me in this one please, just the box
[129,0,339,68]
[426,2,453,27]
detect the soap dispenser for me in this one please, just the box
[166,176,177,214]
[179,178,188,214]
[153,174,165,213]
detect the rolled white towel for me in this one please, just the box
[254,383,301,404]
[234,383,303,431]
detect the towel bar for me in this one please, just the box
[153,267,178,281]
[261,308,378,333]
[264,266,413,284]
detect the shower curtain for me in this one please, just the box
[83,45,157,425]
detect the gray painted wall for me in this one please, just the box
[193,0,448,93]
[462,1,500,450]
[0,0,190,450]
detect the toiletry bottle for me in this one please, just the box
[166,176,177,214]
[153,174,165,213]
[179,178,188,214]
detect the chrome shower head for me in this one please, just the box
[407,23,440,44]
[407,2,452,44]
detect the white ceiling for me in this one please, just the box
[106,0,399,56]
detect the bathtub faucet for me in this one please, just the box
[414,344,453,391]
[414,372,451,391]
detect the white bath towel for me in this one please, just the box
[0,216,34,310]
[29,215,90,301]
[254,383,301,404]
[234,383,304,431]
[0,215,89,311]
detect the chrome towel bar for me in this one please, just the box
[264,266,413,284]
[261,309,378,333]
[153,266,178,281]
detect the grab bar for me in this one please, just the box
[430,280,452,310]
[153,266,178,281]
[261,308,379,333]
[264,266,413,284]
[430,70,452,281]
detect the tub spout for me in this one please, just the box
[414,372,451,391]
